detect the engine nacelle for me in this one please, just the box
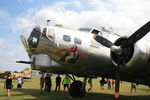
[31,54,52,70]
[111,37,149,72]
[124,43,148,70]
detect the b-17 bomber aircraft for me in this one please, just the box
[17,20,150,98]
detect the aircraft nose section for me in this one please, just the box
[20,26,42,50]
[27,26,41,48]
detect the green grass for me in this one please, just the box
[0,75,150,100]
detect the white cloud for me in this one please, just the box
[2,0,150,71]
[13,0,150,36]
[88,0,115,11]
[0,37,29,71]
[12,18,33,33]
[112,0,150,24]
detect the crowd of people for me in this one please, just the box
[87,78,137,93]
[40,74,126,94]
[3,73,137,99]
[105,79,116,90]
[40,74,71,94]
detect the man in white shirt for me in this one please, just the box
[17,76,23,90]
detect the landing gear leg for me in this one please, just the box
[81,78,87,91]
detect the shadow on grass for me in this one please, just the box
[138,88,150,92]
[11,88,150,100]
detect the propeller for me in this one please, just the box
[92,21,150,99]
[93,34,113,48]
[122,21,150,47]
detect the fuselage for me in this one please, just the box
[20,25,150,85]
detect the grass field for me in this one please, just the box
[0,75,150,100]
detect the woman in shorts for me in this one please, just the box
[4,74,13,100]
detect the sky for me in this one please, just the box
[0,0,150,72]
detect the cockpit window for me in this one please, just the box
[30,27,41,38]
[74,37,82,45]
[63,35,71,42]
[90,28,103,36]
[91,29,99,34]
[43,28,47,35]
[47,28,55,40]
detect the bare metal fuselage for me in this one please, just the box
[21,25,150,85]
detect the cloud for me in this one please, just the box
[13,0,150,36]
[1,0,150,71]
[0,37,29,71]
[112,0,150,23]
[12,17,33,33]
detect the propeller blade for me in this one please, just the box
[122,21,150,47]
[114,64,120,99]
[93,34,113,48]
[114,58,120,99]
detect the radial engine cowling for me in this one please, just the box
[31,54,52,70]
[111,37,149,71]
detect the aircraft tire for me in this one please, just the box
[69,80,85,97]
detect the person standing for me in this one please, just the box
[107,79,111,90]
[55,74,61,92]
[62,74,71,92]
[17,76,23,90]
[87,78,93,91]
[44,74,52,93]
[99,77,107,90]
[112,80,115,90]
[130,83,136,93]
[4,74,13,100]
[40,74,45,94]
